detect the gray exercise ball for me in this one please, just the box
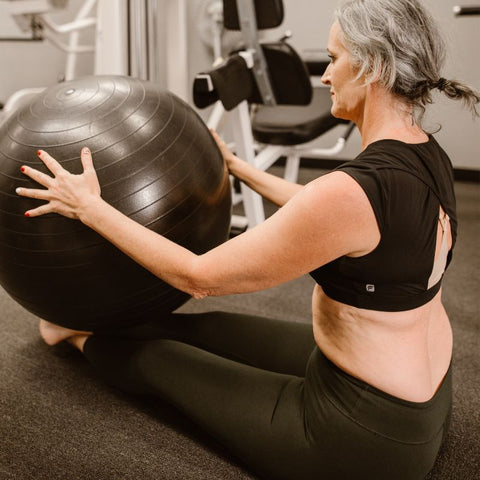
[0,75,231,331]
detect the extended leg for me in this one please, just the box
[83,335,320,480]
[102,311,315,376]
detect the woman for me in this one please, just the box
[16,1,479,479]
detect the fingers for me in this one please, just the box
[16,184,52,218]
[36,149,64,177]
[20,147,91,184]
[20,163,55,189]
[17,146,99,219]
[80,146,95,173]
[20,149,65,188]
[210,128,225,147]
[22,203,54,218]
[210,129,230,155]
[80,146,101,196]
[20,146,95,187]
[16,186,50,201]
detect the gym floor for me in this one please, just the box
[1,164,478,479]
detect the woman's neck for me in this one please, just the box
[356,86,428,150]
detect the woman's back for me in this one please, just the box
[310,135,456,402]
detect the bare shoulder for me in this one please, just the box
[193,170,381,296]
[303,170,370,207]
[291,170,380,257]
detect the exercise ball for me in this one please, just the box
[0,75,231,331]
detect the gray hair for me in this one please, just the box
[335,0,480,122]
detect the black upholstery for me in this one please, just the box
[251,42,312,106]
[223,0,284,30]
[193,42,312,111]
[252,87,348,146]
[193,0,348,148]
[193,55,254,111]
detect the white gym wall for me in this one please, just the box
[264,0,480,170]
[0,0,478,169]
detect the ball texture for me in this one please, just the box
[0,75,231,331]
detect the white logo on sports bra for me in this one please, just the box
[366,284,375,293]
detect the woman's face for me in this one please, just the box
[321,21,366,122]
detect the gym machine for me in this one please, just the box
[194,0,355,228]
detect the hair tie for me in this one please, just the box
[435,78,448,91]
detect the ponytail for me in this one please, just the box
[434,78,480,117]
[410,77,480,125]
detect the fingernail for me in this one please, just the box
[37,150,42,156]
[24,212,30,217]
[20,166,25,172]
[82,147,90,154]
[15,187,22,194]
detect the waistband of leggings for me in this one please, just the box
[307,347,452,444]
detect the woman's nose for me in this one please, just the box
[321,63,331,86]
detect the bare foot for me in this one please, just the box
[39,319,92,346]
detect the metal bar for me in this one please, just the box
[147,0,159,83]
[42,31,94,53]
[206,101,226,130]
[231,101,266,227]
[94,0,128,76]
[294,139,348,158]
[453,6,480,15]
[64,0,98,80]
[235,0,276,106]
[254,145,285,171]
[165,0,188,100]
[40,14,96,34]
[284,153,300,183]
[129,0,148,79]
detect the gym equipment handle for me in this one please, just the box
[453,6,480,16]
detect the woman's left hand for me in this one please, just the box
[16,147,101,220]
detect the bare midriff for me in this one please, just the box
[312,285,453,403]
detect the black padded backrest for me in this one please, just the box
[223,0,284,30]
[193,41,312,110]
[254,42,312,105]
[193,55,254,110]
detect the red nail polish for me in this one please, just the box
[24,212,30,217]
[37,150,41,156]
[20,167,25,172]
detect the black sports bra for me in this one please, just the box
[309,136,457,312]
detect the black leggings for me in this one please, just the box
[83,311,452,480]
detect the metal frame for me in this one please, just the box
[453,5,480,15]
[235,0,276,106]
[2,0,189,102]
[205,1,355,229]
[94,0,128,78]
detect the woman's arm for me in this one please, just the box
[211,130,303,207]
[17,148,380,299]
